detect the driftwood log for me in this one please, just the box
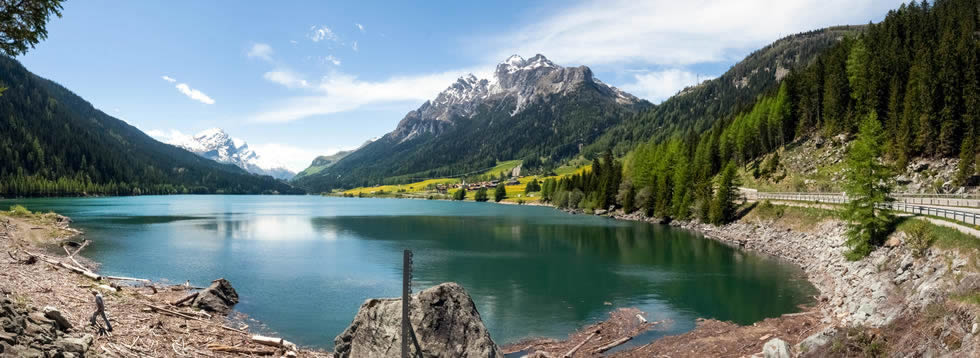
[171,291,198,306]
[206,343,275,355]
[563,330,598,357]
[24,250,102,280]
[593,336,632,354]
[252,334,297,350]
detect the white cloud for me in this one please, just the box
[247,43,274,62]
[263,69,310,88]
[352,41,358,52]
[325,55,341,66]
[308,25,339,43]
[488,0,903,66]
[621,69,711,103]
[175,83,216,105]
[146,128,194,146]
[252,143,352,173]
[161,75,176,83]
[251,66,491,123]
[355,23,365,32]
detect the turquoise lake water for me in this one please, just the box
[2,195,816,350]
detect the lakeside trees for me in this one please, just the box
[494,184,506,202]
[842,114,894,259]
[539,0,975,236]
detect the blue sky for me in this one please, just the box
[19,0,903,172]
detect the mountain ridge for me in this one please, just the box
[294,54,649,191]
[0,56,302,196]
[159,128,296,180]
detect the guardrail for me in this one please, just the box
[747,192,980,226]
[742,191,980,208]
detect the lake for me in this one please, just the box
[2,195,816,350]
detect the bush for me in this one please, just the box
[8,205,32,217]
[452,188,466,200]
[474,188,489,202]
[903,220,934,257]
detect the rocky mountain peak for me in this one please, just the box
[159,128,295,180]
[388,54,640,142]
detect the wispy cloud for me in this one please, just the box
[252,142,352,172]
[308,25,339,43]
[620,69,711,103]
[175,83,215,105]
[247,43,274,62]
[352,41,358,52]
[355,23,365,32]
[161,75,176,83]
[487,0,903,66]
[263,69,310,88]
[251,66,491,123]
[324,55,341,66]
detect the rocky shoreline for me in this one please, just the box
[0,210,330,357]
[599,207,980,356]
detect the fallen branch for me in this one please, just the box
[142,303,205,322]
[206,343,274,355]
[563,329,598,357]
[252,335,297,350]
[62,245,91,271]
[171,292,198,306]
[593,336,631,354]
[23,250,101,280]
[104,275,151,283]
[220,325,249,335]
[70,239,90,256]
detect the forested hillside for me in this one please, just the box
[583,26,862,158]
[0,56,303,197]
[544,0,979,222]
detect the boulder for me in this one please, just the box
[55,334,93,354]
[191,278,239,314]
[43,306,72,331]
[762,338,791,358]
[334,282,503,358]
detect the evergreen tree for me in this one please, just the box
[453,187,466,200]
[955,126,976,186]
[494,184,507,202]
[842,113,893,260]
[474,187,489,202]
[708,161,741,224]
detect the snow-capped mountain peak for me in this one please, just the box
[389,53,641,142]
[162,128,296,180]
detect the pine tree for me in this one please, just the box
[708,161,740,225]
[842,113,893,260]
[474,187,489,202]
[955,126,976,186]
[494,184,507,202]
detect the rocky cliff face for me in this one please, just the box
[389,54,640,143]
[334,282,503,358]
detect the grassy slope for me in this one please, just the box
[338,160,592,203]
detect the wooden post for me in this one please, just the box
[402,249,412,358]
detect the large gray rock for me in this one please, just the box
[55,334,93,354]
[43,306,72,331]
[191,278,239,313]
[763,338,791,358]
[334,282,503,358]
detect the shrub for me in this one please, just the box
[903,220,934,257]
[8,205,32,217]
